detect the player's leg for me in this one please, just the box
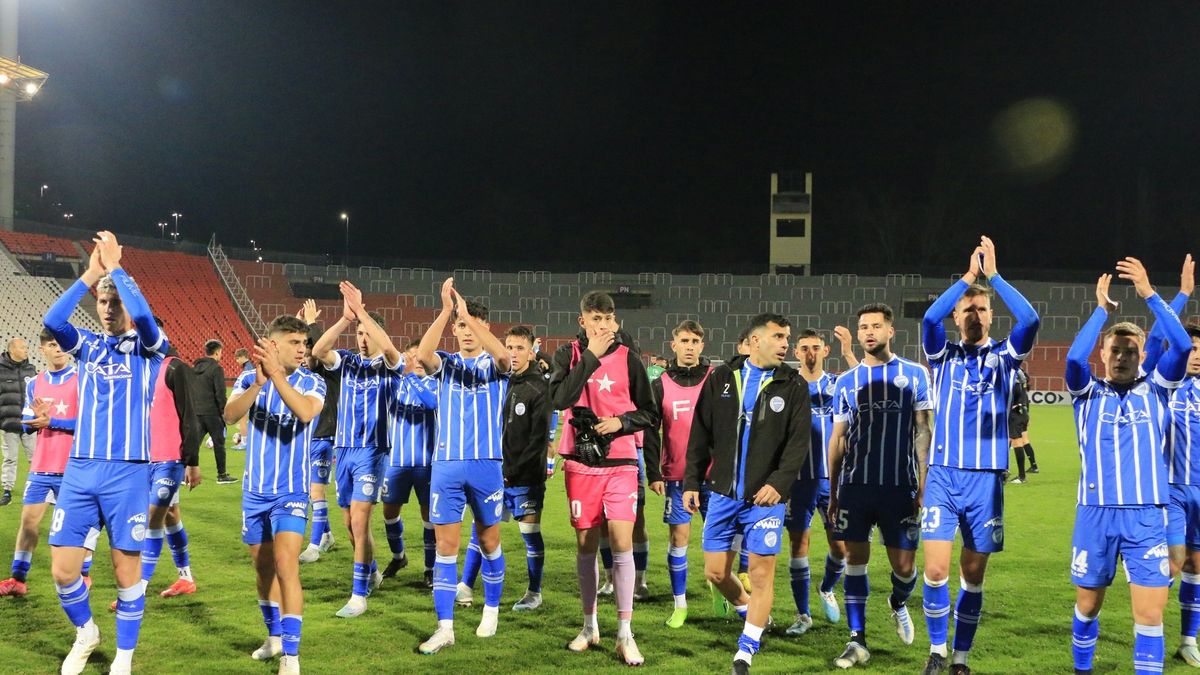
[632,448,650,600]
[884,545,919,647]
[109,547,145,674]
[249,540,283,662]
[510,484,546,611]
[300,439,333,562]
[1130,584,1168,675]
[415,466,435,587]
[664,511,692,627]
[380,467,410,577]
[1178,549,1200,665]
[702,493,751,611]
[1073,586,1107,674]
[104,461,154,675]
[270,502,308,675]
[920,466,960,670]
[831,485,879,668]
[466,461,508,636]
[944,471,1003,672]
[783,478,818,635]
[598,530,614,595]
[0,431,19,504]
[1070,504,1119,674]
[334,448,382,617]
[140,502,169,589]
[570,525,604,651]
[1010,438,1027,483]
[48,465,102,675]
[420,462,467,654]
[236,415,248,449]
[731,502,785,673]
[0,487,49,595]
[339,499,376,616]
[458,522,482,602]
[1123,506,1172,675]
[160,505,196,597]
[608,517,642,665]
[1021,433,1039,472]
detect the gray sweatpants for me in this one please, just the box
[2,431,35,491]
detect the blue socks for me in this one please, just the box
[81,554,92,578]
[1072,606,1099,672]
[352,562,370,597]
[11,550,31,582]
[668,545,689,602]
[633,541,649,573]
[789,556,811,616]
[310,499,328,548]
[140,528,165,584]
[481,546,505,608]
[890,569,917,610]
[519,523,545,594]
[281,614,303,656]
[433,555,458,621]
[259,599,282,637]
[734,622,764,665]
[845,564,869,644]
[114,584,146,650]
[953,579,983,653]
[600,540,614,573]
[820,553,845,594]
[423,522,436,571]
[1133,622,1164,674]
[384,516,405,558]
[56,576,92,627]
[166,521,190,571]
[923,575,951,654]
[1182,573,1200,640]
[461,527,482,588]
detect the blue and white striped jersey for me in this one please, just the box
[325,350,401,450]
[1168,377,1200,486]
[798,372,838,480]
[925,339,1021,470]
[432,350,509,462]
[833,356,933,487]
[387,373,438,468]
[235,368,326,495]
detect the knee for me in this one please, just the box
[50,561,79,587]
[704,565,727,585]
[923,561,950,583]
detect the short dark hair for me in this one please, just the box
[580,291,615,315]
[234,348,250,359]
[402,339,420,351]
[204,339,223,356]
[795,328,823,342]
[39,328,56,345]
[737,327,752,344]
[672,320,705,339]
[856,302,895,323]
[1188,324,1200,341]
[747,313,790,334]
[268,315,308,336]
[962,283,993,301]
[452,300,488,322]
[505,325,535,345]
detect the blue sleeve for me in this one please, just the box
[990,273,1040,358]
[1148,293,1191,385]
[413,376,438,409]
[922,280,967,359]
[109,269,166,354]
[1066,307,1108,393]
[913,366,933,411]
[21,378,36,433]
[48,417,76,432]
[1143,292,1188,375]
[44,279,88,354]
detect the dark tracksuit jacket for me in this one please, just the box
[643,357,712,485]
[503,365,552,487]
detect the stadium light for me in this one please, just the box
[63,212,73,221]
[0,56,48,102]
[340,212,349,267]
[39,183,47,197]
[157,222,167,239]
[171,211,181,235]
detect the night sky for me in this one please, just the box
[12,1,1200,274]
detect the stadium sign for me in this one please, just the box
[1030,390,1070,406]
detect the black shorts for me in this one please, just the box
[1008,415,1029,438]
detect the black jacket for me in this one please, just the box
[548,330,659,443]
[644,357,712,485]
[164,357,203,467]
[307,323,341,439]
[190,356,227,416]
[0,352,36,433]
[684,355,811,500]
[503,364,552,487]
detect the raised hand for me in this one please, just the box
[93,231,123,271]
[587,329,615,359]
[980,236,998,278]
[1095,273,1118,312]
[963,246,984,284]
[1181,254,1195,297]
[832,325,852,348]
[302,299,321,324]
[340,281,364,316]
[86,242,105,279]
[1116,257,1154,299]
[440,277,455,312]
[254,337,282,379]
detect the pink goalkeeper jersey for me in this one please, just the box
[28,367,78,474]
[659,367,711,482]
[559,343,639,462]
[149,356,182,463]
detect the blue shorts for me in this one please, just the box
[832,484,920,550]
[636,449,646,511]
[381,465,431,507]
[1071,505,1169,588]
[23,472,63,506]
[334,446,385,509]
[49,458,149,552]
[242,491,309,545]
[310,437,334,486]
[663,481,698,525]
[1168,484,1200,549]
[785,478,831,532]
[702,491,786,556]
[921,466,1005,553]
[429,459,505,527]
[504,484,546,519]
[149,461,185,508]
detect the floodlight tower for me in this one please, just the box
[1,0,50,231]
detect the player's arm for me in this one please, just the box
[1144,255,1192,373]
[224,370,262,425]
[450,287,511,373]
[643,378,666,490]
[980,236,1040,357]
[311,303,353,370]
[614,350,661,435]
[833,325,858,368]
[44,244,106,354]
[682,375,715,513]
[21,378,48,432]
[757,381,812,505]
[342,281,403,369]
[416,278,455,374]
[1066,274,1115,394]
[410,374,439,409]
[94,231,167,353]
[548,344,600,411]
[922,247,982,359]
[913,409,932,507]
[255,338,323,423]
[1118,258,1193,384]
[825,420,849,523]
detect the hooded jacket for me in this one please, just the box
[644,357,712,484]
[0,352,36,433]
[190,356,227,416]
[503,363,552,486]
[684,354,811,501]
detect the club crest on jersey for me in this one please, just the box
[825,382,837,396]
[1134,382,1150,396]
[85,362,132,380]
[515,402,527,416]
[893,374,910,389]
[764,531,778,548]
[156,487,171,500]
[769,396,785,413]
[984,516,1004,544]
[984,353,1000,368]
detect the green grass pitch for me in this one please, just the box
[0,406,1191,673]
